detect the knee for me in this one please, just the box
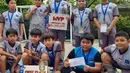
[41,53,49,61]
[22,53,28,59]
[0,55,6,62]
[101,52,111,64]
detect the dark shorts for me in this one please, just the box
[6,58,19,70]
[72,35,80,47]
[99,30,116,49]
[50,30,66,41]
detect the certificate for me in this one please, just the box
[100,24,107,33]
[69,57,86,67]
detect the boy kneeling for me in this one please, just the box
[102,31,130,73]
[61,33,102,73]
[0,28,22,73]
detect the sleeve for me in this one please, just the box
[0,14,4,23]
[45,4,52,13]
[88,11,93,21]
[94,52,102,63]
[55,43,62,52]
[41,45,47,54]
[24,42,29,49]
[67,49,75,59]
[0,41,5,50]
[104,45,113,53]
[17,44,22,54]
[93,8,98,18]
[19,14,24,23]
[113,6,119,17]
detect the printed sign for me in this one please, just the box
[24,65,47,73]
[49,13,68,30]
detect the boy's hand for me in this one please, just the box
[43,12,48,16]
[84,65,90,72]
[32,51,38,56]
[12,55,17,61]
[64,59,70,68]
[31,5,37,13]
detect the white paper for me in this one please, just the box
[69,57,86,67]
[100,24,107,33]
[79,28,84,34]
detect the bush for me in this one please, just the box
[116,15,130,36]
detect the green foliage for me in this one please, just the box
[16,0,33,5]
[116,15,130,31]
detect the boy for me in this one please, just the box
[22,28,46,65]
[0,28,22,73]
[41,32,63,73]
[61,33,102,73]
[101,31,130,73]
[47,0,70,51]
[26,0,47,34]
[71,0,93,47]
[1,0,24,40]
[93,0,119,51]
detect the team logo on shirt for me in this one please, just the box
[16,14,19,17]
[109,6,112,9]
[125,59,129,64]
[85,12,87,14]
[61,4,64,6]
[40,9,42,12]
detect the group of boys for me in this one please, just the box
[0,0,130,73]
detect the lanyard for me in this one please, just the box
[46,44,55,64]
[82,48,91,64]
[32,42,40,53]
[8,10,16,27]
[101,3,109,22]
[54,0,61,13]
[78,8,85,27]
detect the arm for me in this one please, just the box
[93,8,101,29]
[0,48,15,58]
[54,52,61,71]
[84,52,102,72]
[108,6,119,30]
[0,14,4,39]
[25,5,37,20]
[19,14,24,40]
[89,11,94,24]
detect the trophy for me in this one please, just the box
[39,61,45,73]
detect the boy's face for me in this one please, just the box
[8,0,16,10]
[77,0,86,8]
[115,36,129,51]
[7,34,18,44]
[80,39,93,51]
[43,38,54,49]
[34,0,42,7]
[31,35,40,45]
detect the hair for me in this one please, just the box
[41,32,55,41]
[6,28,18,36]
[115,31,129,40]
[30,28,42,36]
[80,33,95,44]
[5,0,15,4]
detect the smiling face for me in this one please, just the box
[31,35,40,45]
[77,0,86,9]
[43,38,54,49]
[115,36,129,51]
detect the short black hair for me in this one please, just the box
[80,33,95,44]
[115,31,129,40]
[41,32,55,41]
[30,28,42,36]
[6,28,18,36]
[5,0,15,4]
